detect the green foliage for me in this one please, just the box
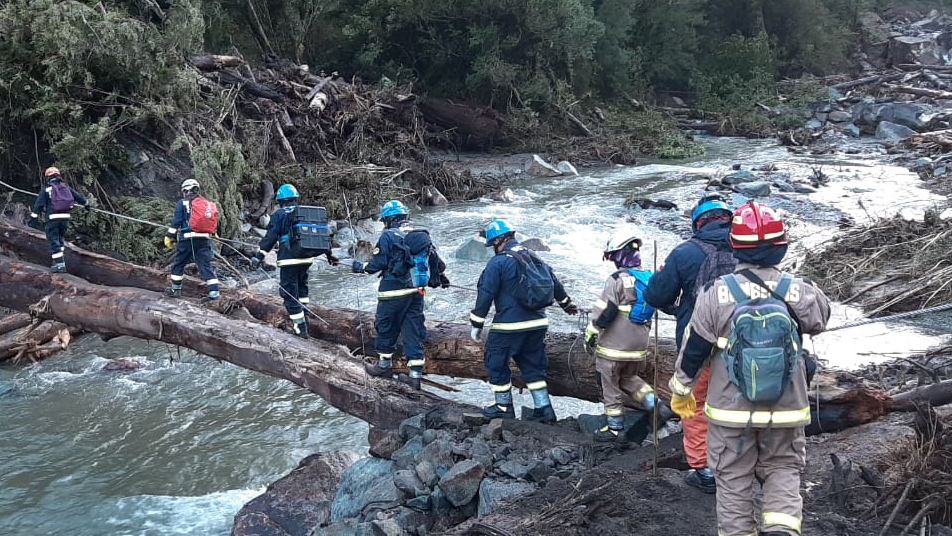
[693,33,776,111]
[70,195,175,262]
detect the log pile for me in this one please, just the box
[0,312,80,364]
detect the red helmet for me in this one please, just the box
[729,201,788,249]
[44,166,60,178]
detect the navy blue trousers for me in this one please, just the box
[374,293,425,361]
[170,238,219,292]
[44,220,68,264]
[484,328,548,386]
[279,264,310,316]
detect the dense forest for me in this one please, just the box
[0,0,944,260]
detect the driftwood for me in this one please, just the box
[0,257,473,429]
[417,98,506,149]
[883,83,952,99]
[565,111,592,137]
[209,71,286,102]
[189,55,243,71]
[832,72,905,91]
[0,318,80,363]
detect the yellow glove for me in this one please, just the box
[164,236,175,250]
[670,393,697,419]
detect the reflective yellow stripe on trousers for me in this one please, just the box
[490,318,548,331]
[704,404,811,426]
[277,258,315,266]
[378,288,421,298]
[595,346,646,360]
[763,512,801,533]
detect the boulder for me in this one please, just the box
[625,197,679,210]
[805,119,823,130]
[406,494,431,511]
[841,123,861,138]
[421,185,448,207]
[357,218,384,235]
[331,457,401,522]
[482,419,504,441]
[733,181,772,197]
[794,184,818,194]
[420,439,455,476]
[876,103,928,130]
[773,179,795,193]
[453,236,493,262]
[876,120,917,142]
[721,170,757,185]
[526,460,553,483]
[102,357,146,372]
[370,518,402,536]
[476,478,537,517]
[851,99,880,126]
[398,414,425,442]
[827,110,851,123]
[232,451,360,536]
[498,460,531,480]
[368,427,403,459]
[489,188,515,203]
[519,238,550,252]
[415,460,439,489]
[391,436,424,470]
[888,34,948,66]
[437,459,485,507]
[393,469,427,497]
[524,154,561,177]
[555,161,579,176]
[391,506,431,534]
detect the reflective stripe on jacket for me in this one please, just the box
[590,269,649,361]
[673,264,831,428]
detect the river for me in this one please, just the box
[1,137,948,535]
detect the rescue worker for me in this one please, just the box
[585,231,673,442]
[29,167,88,273]
[352,200,449,390]
[644,192,735,492]
[469,219,578,423]
[164,179,220,301]
[251,184,339,338]
[669,201,830,536]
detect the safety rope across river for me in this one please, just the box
[821,301,952,333]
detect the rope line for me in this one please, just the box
[822,302,952,333]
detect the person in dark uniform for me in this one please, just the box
[29,166,88,273]
[469,219,578,423]
[352,200,449,390]
[252,184,338,338]
[164,179,219,301]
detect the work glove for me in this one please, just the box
[584,324,598,352]
[670,393,697,420]
[470,327,482,343]
[249,257,261,270]
[27,213,37,226]
[351,260,365,273]
[325,252,340,266]
[559,297,579,315]
[164,236,175,250]
[439,274,450,289]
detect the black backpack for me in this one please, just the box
[287,206,330,257]
[504,247,555,310]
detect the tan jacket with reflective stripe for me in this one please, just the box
[591,270,649,361]
[675,264,831,428]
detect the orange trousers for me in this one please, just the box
[683,365,710,469]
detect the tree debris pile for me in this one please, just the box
[0,312,80,364]
[802,212,952,314]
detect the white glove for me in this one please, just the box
[470,327,482,343]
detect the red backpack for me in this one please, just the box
[188,197,219,234]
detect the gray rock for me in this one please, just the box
[555,161,579,176]
[888,35,947,67]
[773,179,795,193]
[793,184,817,194]
[406,494,431,511]
[371,518,403,536]
[827,110,851,122]
[392,506,431,534]
[393,469,427,496]
[526,460,553,483]
[437,459,485,507]
[318,521,359,536]
[489,188,515,203]
[421,439,455,476]
[331,458,402,522]
[240,222,252,233]
[368,427,403,460]
[548,446,575,466]
[398,415,425,442]
[524,154,561,177]
[828,88,845,100]
[482,419,504,441]
[519,238,550,252]
[415,460,439,489]
[804,120,823,130]
[421,185,448,207]
[501,430,517,443]
[392,436,424,470]
[733,180,771,197]
[421,429,437,445]
[722,170,757,185]
[253,227,268,238]
[936,166,948,177]
[877,103,928,130]
[454,236,494,262]
[910,157,933,169]
[841,123,861,138]
[814,112,828,123]
[477,478,537,517]
[335,226,357,247]
[469,439,494,470]
[357,218,384,235]
[498,460,530,479]
[876,120,916,142]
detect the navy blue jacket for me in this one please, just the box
[644,221,732,347]
[31,183,87,221]
[166,198,211,240]
[258,203,333,266]
[362,222,420,297]
[470,241,569,332]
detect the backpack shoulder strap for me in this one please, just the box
[722,274,748,304]
[738,269,802,335]
[774,272,794,299]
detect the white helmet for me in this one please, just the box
[603,231,641,260]
[181,179,200,193]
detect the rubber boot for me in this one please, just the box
[525,405,557,424]
[684,468,716,494]
[50,263,66,273]
[164,286,182,298]
[397,374,422,390]
[482,404,515,420]
[201,290,220,304]
[292,321,309,338]
[365,355,394,378]
[594,414,626,443]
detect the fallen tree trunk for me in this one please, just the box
[883,83,952,99]
[0,257,472,429]
[832,72,905,91]
[190,55,243,71]
[0,319,80,363]
[0,218,664,401]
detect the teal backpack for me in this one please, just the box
[721,272,802,404]
[627,269,655,324]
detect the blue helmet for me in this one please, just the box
[691,194,731,231]
[381,200,409,219]
[483,219,513,246]
[276,184,299,201]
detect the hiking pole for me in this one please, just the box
[652,240,659,477]
[819,302,952,333]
